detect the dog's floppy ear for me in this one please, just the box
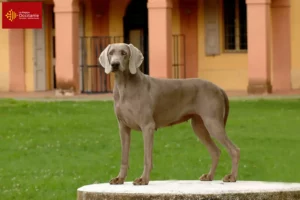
[128,44,144,74]
[99,44,111,74]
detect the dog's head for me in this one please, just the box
[99,43,144,74]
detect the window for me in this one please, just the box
[223,0,247,51]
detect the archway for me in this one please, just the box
[123,0,149,74]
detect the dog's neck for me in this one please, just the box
[114,69,143,86]
[113,69,144,101]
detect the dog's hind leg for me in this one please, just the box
[202,117,240,182]
[191,115,221,181]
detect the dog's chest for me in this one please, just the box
[114,101,140,130]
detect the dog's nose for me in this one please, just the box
[111,62,120,69]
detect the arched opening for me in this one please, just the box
[123,0,149,74]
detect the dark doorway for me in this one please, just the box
[123,0,149,74]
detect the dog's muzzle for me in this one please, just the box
[111,62,120,72]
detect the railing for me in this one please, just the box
[172,34,186,79]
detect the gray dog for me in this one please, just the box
[99,43,240,185]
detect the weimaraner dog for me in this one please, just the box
[99,43,240,185]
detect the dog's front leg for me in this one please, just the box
[133,123,155,185]
[110,123,131,185]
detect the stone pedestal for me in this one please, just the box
[77,180,300,200]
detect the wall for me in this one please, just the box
[24,4,50,92]
[45,4,53,90]
[109,0,129,37]
[179,0,198,78]
[1,3,50,92]
[197,0,248,91]
[24,30,34,91]
[82,0,93,91]
[172,0,183,78]
[0,2,10,91]
[290,0,300,89]
[108,0,129,88]
[107,0,183,83]
[172,0,181,35]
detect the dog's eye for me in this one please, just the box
[121,51,127,56]
[109,51,113,55]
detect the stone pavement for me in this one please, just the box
[0,89,300,101]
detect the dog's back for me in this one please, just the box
[145,76,226,129]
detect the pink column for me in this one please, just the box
[54,0,79,93]
[271,0,291,92]
[246,0,272,94]
[179,0,198,78]
[148,0,172,78]
[9,29,25,92]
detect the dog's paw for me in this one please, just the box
[222,174,237,182]
[109,177,125,185]
[133,177,149,185]
[199,174,213,181]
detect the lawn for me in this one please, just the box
[0,98,300,200]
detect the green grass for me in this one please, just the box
[1,98,300,199]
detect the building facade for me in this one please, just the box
[0,0,299,94]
